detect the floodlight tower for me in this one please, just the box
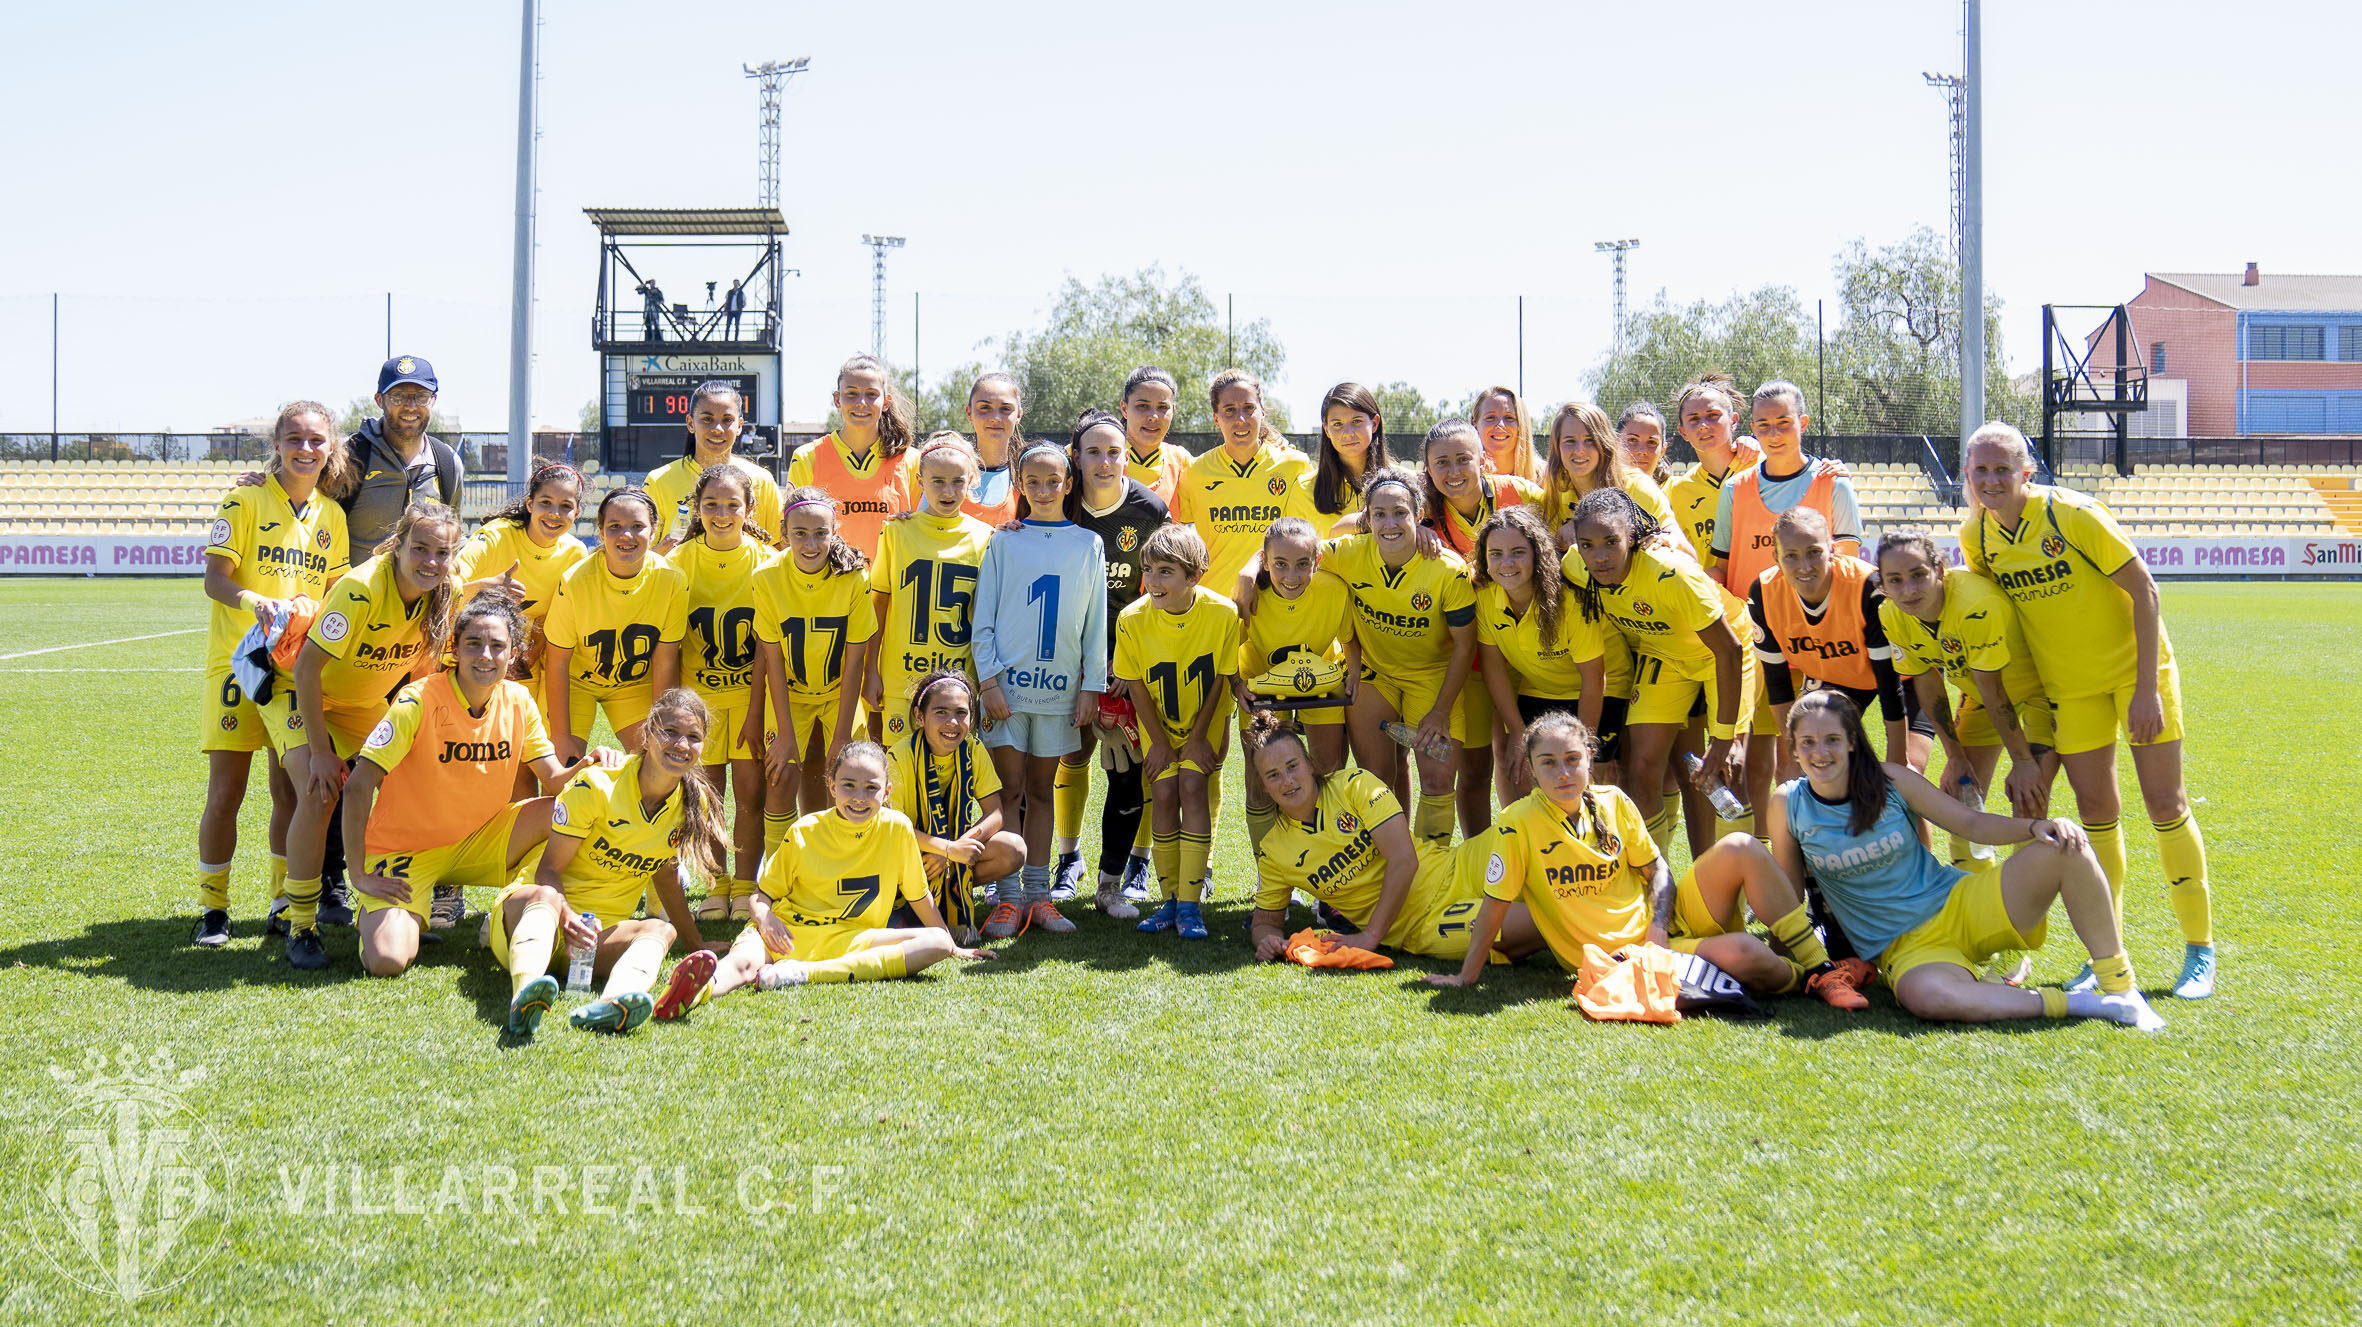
[1923,71,1966,262]
[862,234,905,362]
[1594,238,1640,357]
[742,58,809,209]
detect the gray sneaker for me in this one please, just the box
[428,884,465,932]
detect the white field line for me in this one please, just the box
[0,666,202,673]
[0,628,202,661]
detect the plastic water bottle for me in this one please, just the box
[1381,720,1450,761]
[1955,775,1996,863]
[1679,753,1749,821]
[565,911,598,995]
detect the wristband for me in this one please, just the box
[236,590,263,612]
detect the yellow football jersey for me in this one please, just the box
[887,731,1003,841]
[1251,771,1453,949]
[1664,463,1731,565]
[1538,472,1678,541]
[1431,474,1542,558]
[301,554,431,727]
[671,537,768,699]
[1559,543,1743,684]
[452,518,587,624]
[548,754,687,925]
[752,559,880,701]
[1472,581,1613,700]
[868,510,994,698]
[204,475,349,672]
[1240,570,1355,677]
[1298,470,1362,540]
[1126,441,1194,509]
[1172,439,1316,593]
[1112,586,1241,738]
[1958,486,2173,700]
[1482,786,1660,963]
[542,554,689,690]
[646,453,785,546]
[758,807,930,931]
[1319,534,1476,681]
[1878,568,2047,709]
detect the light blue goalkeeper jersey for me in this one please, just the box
[971,519,1109,716]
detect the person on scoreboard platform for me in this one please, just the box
[723,278,746,340]
[639,280,666,342]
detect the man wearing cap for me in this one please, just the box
[347,355,463,558]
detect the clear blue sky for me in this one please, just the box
[0,0,2345,433]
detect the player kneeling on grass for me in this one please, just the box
[697,741,993,1001]
[489,688,730,1038]
[1766,691,2165,1030]
[887,671,1025,945]
[1244,714,1547,966]
[1425,712,1870,1009]
[340,594,619,979]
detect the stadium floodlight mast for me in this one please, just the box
[862,235,906,362]
[1594,239,1640,361]
[742,58,809,210]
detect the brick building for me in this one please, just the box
[2090,266,2362,436]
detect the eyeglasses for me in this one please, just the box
[383,390,434,408]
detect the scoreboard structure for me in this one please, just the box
[585,207,788,474]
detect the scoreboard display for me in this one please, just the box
[626,374,760,425]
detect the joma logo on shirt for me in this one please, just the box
[1209,504,1282,524]
[1784,635,1858,662]
[841,499,891,515]
[440,739,512,763]
[1995,559,2074,591]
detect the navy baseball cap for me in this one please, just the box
[378,355,439,394]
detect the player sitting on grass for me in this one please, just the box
[695,741,992,1002]
[886,671,1025,946]
[340,593,620,978]
[1765,691,2166,1029]
[1244,714,1546,966]
[1425,713,1869,1009]
[489,687,727,1038]
[1113,524,1240,939]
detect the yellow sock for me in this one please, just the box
[1152,829,1180,900]
[1245,802,1278,853]
[1415,794,1456,848]
[763,813,793,861]
[1768,903,1830,973]
[269,853,288,901]
[1134,814,1153,852]
[507,901,559,997]
[2088,950,2135,995]
[601,931,666,998]
[1642,806,1675,861]
[2152,813,2212,946]
[804,946,904,984]
[285,875,321,932]
[2081,818,2125,921]
[196,862,232,911]
[2039,988,2069,1018]
[731,875,757,901]
[1712,811,1756,844]
[1054,755,1091,841]
[1178,831,1212,902]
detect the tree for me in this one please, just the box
[997,267,1287,437]
[1584,286,1821,424]
[339,395,458,437]
[1827,226,2035,435]
[1367,381,1450,458]
[578,397,600,434]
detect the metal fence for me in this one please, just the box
[0,430,594,469]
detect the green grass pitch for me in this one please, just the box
[0,578,2354,1322]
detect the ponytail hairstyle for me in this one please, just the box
[1121,366,1179,453]
[908,668,977,734]
[1563,487,1663,625]
[372,501,464,659]
[1253,516,1320,592]
[1208,368,1289,449]
[780,485,867,576]
[836,353,914,457]
[1470,505,1563,651]
[1751,378,1809,419]
[1519,712,1618,857]
[679,461,775,546]
[829,738,891,780]
[1416,417,1483,523]
[1359,465,1426,522]
[680,379,747,457]
[1242,707,1329,787]
[1673,370,1745,425]
[1064,407,1128,521]
[269,399,358,501]
[1788,690,1889,836]
[480,459,587,533]
[646,688,728,879]
[1313,381,1386,517]
[596,485,661,534]
[1874,528,1945,582]
[1616,401,1673,485]
[967,371,1023,468]
[451,583,532,663]
[1543,401,1629,505]
[1012,438,1074,520]
[1470,385,1541,486]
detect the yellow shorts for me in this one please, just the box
[729,916,883,965]
[1955,693,2057,749]
[1877,867,2047,985]
[200,669,269,754]
[566,676,654,741]
[257,690,373,761]
[1626,651,1761,740]
[778,694,854,759]
[2049,663,2184,756]
[1364,671,1487,748]
[696,692,775,762]
[355,803,531,919]
[1150,706,1234,783]
[1380,850,1492,961]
